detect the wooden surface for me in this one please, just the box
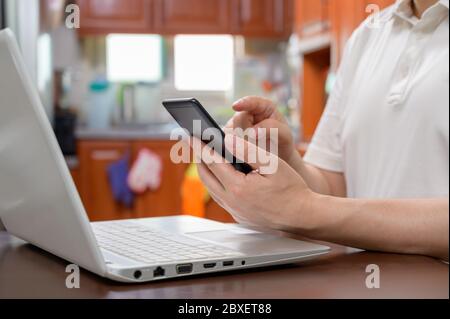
[0,231,447,298]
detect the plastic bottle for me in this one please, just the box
[86,80,115,129]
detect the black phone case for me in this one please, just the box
[162,98,253,174]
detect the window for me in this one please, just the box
[37,33,52,93]
[174,35,234,91]
[106,34,163,83]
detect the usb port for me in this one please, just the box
[203,263,216,269]
[222,260,234,267]
[176,263,193,274]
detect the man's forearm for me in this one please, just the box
[296,195,449,261]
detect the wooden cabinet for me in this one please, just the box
[76,139,236,222]
[301,47,331,141]
[154,0,230,34]
[131,140,188,217]
[76,0,292,37]
[77,0,154,35]
[76,139,190,222]
[295,0,330,37]
[78,140,134,221]
[69,167,80,190]
[231,0,292,37]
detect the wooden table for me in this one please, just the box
[0,231,447,299]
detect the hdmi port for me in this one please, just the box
[203,263,216,269]
[176,263,193,274]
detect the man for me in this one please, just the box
[190,0,449,261]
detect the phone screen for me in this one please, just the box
[163,98,253,174]
[165,103,221,140]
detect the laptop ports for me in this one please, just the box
[222,260,234,267]
[176,263,193,274]
[203,263,216,269]
[153,266,165,278]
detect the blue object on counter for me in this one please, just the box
[107,153,134,208]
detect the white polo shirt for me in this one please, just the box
[304,0,449,199]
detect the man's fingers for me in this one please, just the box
[224,134,278,176]
[223,126,234,135]
[225,112,254,131]
[192,137,243,186]
[254,118,288,134]
[224,134,260,169]
[228,212,255,226]
[232,96,275,122]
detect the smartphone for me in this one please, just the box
[162,98,253,174]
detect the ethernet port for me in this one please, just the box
[153,266,165,278]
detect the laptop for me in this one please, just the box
[0,29,329,282]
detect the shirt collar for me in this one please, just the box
[393,0,449,25]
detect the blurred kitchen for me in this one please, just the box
[0,0,393,222]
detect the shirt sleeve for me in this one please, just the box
[303,28,362,173]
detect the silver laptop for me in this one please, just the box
[0,29,329,283]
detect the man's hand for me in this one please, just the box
[226,96,346,197]
[225,96,300,170]
[189,134,317,231]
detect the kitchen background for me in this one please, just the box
[1,0,393,222]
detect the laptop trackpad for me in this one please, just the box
[186,229,301,254]
[188,230,265,243]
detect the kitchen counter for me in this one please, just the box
[75,123,179,141]
[66,124,180,170]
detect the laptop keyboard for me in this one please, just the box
[92,221,242,264]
